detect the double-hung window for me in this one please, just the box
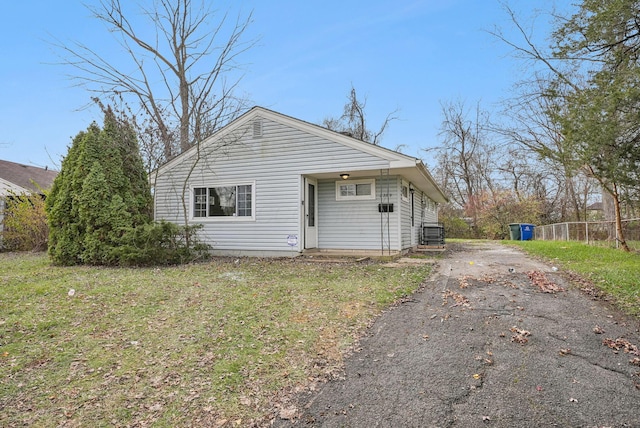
[192,183,254,220]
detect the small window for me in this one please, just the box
[193,183,254,220]
[401,181,409,201]
[336,179,376,201]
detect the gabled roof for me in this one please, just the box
[157,106,448,203]
[0,159,58,194]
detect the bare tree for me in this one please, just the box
[490,2,638,250]
[322,85,398,145]
[56,0,255,162]
[429,99,494,236]
[496,77,590,222]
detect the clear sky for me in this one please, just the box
[0,1,567,170]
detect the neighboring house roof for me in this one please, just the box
[156,106,448,204]
[0,159,58,195]
[587,202,603,211]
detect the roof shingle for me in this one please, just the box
[0,159,58,194]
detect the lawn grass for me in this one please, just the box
[508,240,640,316]
[0,253,431,427]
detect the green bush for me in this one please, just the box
[47,108,153,265]
[110,221,210,266]
[2,192,49,251]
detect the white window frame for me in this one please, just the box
[335,178,376,201]
[401,180,410,202]
[190,181,256,222]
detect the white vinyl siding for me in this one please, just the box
[400,180,413,249]
[402,186,439,249]
[318,176,400,251]
[153,116,389,254]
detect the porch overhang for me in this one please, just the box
[307,160,448,205]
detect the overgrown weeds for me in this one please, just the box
[0,253,430,427]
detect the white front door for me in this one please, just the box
[304,177,318,249]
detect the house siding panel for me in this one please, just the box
[400,182,412,249]
[317,176,400,251]
[154,116,391,254]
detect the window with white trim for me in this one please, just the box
[335,179,376,201]
[401,181,410,201]
[193,183,254,219]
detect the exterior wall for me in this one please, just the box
[422,195,439,224]
[400,180,412,249]
[317,175,400,251]
[153,115,390,255]
[400,186,440,250]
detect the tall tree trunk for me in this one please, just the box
[610,183,630,252]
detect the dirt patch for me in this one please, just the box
[274,241,640,427]
[383,257,437,268]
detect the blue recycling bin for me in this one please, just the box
[520,223,535,241]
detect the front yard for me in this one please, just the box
[0,253,431,427]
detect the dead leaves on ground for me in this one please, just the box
[459,274,491,288]
[510,326,531,344]
[526,271,564,294]
[442,290,470,308]
[602,338,640,389]
[602,337,640,357]
[456,270,563,294]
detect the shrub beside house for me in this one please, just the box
[0,160,58,250]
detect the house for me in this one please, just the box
[586,201,604,221]
[152,107,448,257]
[0,159,58,244]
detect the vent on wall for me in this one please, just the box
[252,119,263,138]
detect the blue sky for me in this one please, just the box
[0,1,566,170]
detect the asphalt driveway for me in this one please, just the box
[273,242,640,427]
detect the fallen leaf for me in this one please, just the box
[603,338,640,356]
[536,385,543,392]
[559,348,571,356]
[569,397,578,403]
[510,326,531,344]
[593,325,605,334]
[149,403,163,412]
[473,373,482,380]
[279,406,298,420]
[526,271,564,293]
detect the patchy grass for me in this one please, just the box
[508,240,640,316]
[0,253,431,427]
